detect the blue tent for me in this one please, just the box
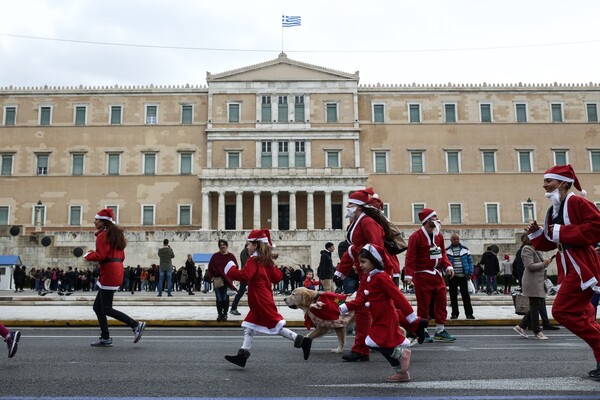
[0,255,22,266]
[192,253,212,264]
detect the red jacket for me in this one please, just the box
[404,226,451,281]
[530,192,600,291]
[84,228,125,290]
[335,213,399,282]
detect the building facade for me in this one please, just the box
[1,53,599,268]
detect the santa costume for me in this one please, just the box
[335,188,424,361]
[341,244,412,382]
[224,229,311,367]
[405,208,455,341]
[528,164,600,378]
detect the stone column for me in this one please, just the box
[253,191,261,228]
[343,192,349,207]
[217,191,225,230]
[236,191,243,230]
[289,191,297,230]
[324,190,332,229]
[307,190,315,230]
[271,192,279,230]
[201,190,210,230]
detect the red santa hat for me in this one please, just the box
[418,208,437,224]
[543,164,586,196]
[360,243,390,270]
[95,208,114,222]
[247,229,274,247]
[348,187,376,206]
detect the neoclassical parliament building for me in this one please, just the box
[1,53,599,269]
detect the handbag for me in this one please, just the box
[213,276,224,288]
[467,279,475,294]
[385,223,408,255]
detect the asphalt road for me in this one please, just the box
[0,326,599,399]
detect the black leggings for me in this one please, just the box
[93,288,137,339]
[370,346,400,368]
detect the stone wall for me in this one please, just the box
[0,227,557,274]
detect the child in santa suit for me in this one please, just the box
[528,164,600,380]
[340,244,412,383]
[303,270,319,290]
[224,229,312,367]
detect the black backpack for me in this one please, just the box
[512,248,524,283]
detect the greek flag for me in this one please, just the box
[282,15,301,27]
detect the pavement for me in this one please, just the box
[0,288,562,328]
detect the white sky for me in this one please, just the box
[1,0,599,88]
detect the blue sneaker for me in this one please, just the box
[434,330,456,342]
[423,331,434,343]
[91,338,113,347]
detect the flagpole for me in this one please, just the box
[281,13,284,53]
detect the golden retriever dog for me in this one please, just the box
[283,287,352,353]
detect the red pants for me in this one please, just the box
[0,322,9,338]
[414,272,448,324]
[552,271,600,363]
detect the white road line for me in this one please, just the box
[311,377,600,392]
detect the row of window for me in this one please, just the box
[374,149,600,173]
[5,98,598,126]
[0,152,194,176]
[6,200,599,228]
[2,204,192,227]
[371,101,600,124]
[2,147,600,176]
[1,104,194,126]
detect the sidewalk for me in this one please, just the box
[0,289,554,328]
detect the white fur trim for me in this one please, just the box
[94,214,113,222]
[364,289,370,296]
[528,228,543,240]
[544,173,574,183]
[334,270,346,280]
[406,312,418,324]
[348,198,365,206]
[552,224,561,242]
[363,243,383,265]
[241,319,286,335]
[224,260,237,275]
[581,189,587,197]
[421,210,437,223]
[365,301,370,308]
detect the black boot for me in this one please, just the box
[589,363,600,380]
[225,348,250,368]
[542,321,560,330]
[216,301,223,321]
[294,334,312,360]
[416,318,429,344]
[341,351,369,362]
[222,298,229,321]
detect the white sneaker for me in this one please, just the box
[513,325,528,338]
[534,332,548,340]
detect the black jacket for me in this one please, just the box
[480,251,500,275]
[317,250,334,280]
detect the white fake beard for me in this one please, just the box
[433,220,441,236]
[545,189,561,219]
[345,207,356,219]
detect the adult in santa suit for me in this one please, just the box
[404,208,456,342]
[223,229,312,367]
[85,208,146,347]
[334,188,426,362]
[527,164,600,380]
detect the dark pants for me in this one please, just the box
[93,288,137,339]
[519,296,543,334]
[231,281,247,310]
[371,346,400,368]
[448,275,474,318]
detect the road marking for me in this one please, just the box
[311,376,600,392]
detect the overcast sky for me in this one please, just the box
[1,0,599,88]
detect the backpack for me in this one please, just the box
[512,248,524,283]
